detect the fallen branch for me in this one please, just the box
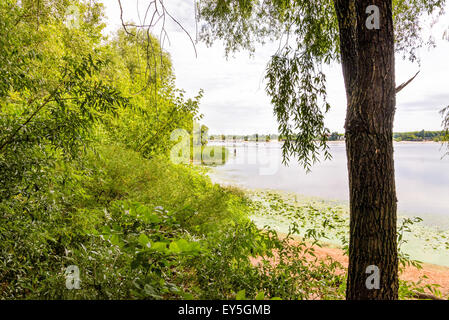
[412,290,445,300]
[396,71,420,94]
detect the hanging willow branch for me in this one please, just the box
[116,0,199,121]
[117,0,197,56]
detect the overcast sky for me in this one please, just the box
[101,0,449,135]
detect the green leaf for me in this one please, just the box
[138,233,150,248]
[110,234,122,247]
[255,292,265,300]
[183,292,195,300]
[168,241,181,254]
[137,205,162,224]
[151,242,168,253]
[175,239,190,251]
[236,289,246,300]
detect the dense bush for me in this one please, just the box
[1,0,442,301]
[0,141,344,299]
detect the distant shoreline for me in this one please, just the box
[209,140,445,144]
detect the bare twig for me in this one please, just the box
[441,106,449,130]
[118,0,135,36]
[116,0,198,120]
[117,0,197,58]
[160,1,197,57]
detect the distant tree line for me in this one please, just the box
[209,131,448,143]
[209,134,278,142]
[393,130,448,142]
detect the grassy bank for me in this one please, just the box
[2,142,447,299]
[0,143,344,299]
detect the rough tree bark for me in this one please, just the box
[334,0,398,299]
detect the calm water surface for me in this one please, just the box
[210,141,449,228]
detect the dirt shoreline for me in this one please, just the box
[214,179,449,298]
[311,244,449,298]
[250,240,449,299]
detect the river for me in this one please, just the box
[209,141,449,228]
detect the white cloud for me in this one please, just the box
[101,0,449,134]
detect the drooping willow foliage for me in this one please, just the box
[197,0,446,169]
[441,106,449,154]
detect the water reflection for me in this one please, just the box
[210,141,449,227]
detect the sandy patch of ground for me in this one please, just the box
[312,244,449,298]
[250,240,449,299]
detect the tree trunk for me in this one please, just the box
[334,0,398,299]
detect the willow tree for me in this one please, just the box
[196,0,446,299]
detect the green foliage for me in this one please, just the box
[440,106,449,154]
[101,29,204,159]
[266,50,331,169]
[328,132,343,141]
[186,220,345,300]
[0,0,208,299]
[247,190,446,300]
[2,0,447,301]
[0,139,345,300]
[83,144,244,234]
[396,217,444,299]
[193,146,229,165]
[393,130,446,141]
[0,140,242,299]
[197,0,446,167]
[93,201,203,299]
